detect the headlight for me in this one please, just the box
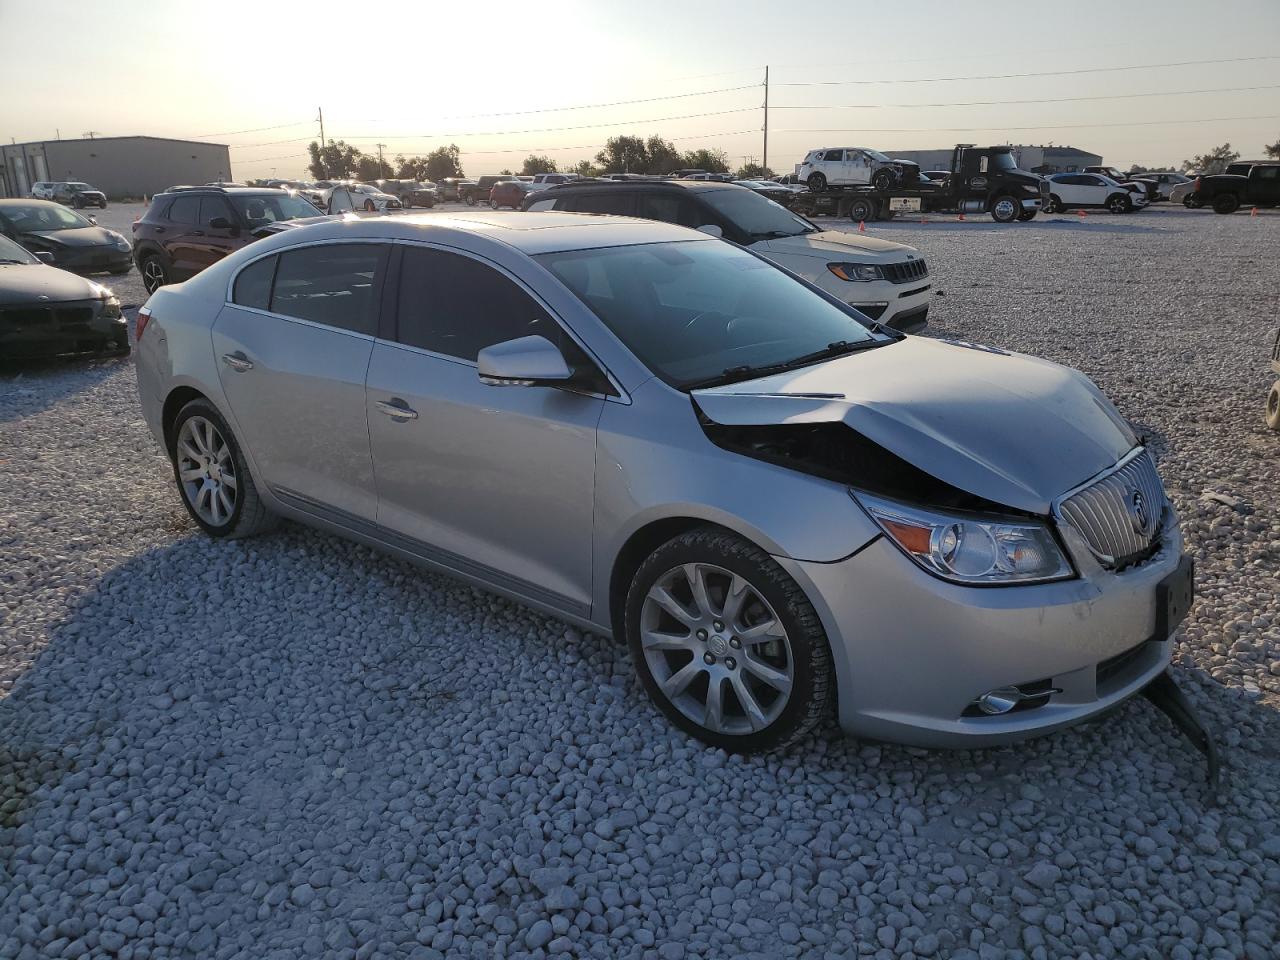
[855,491,1073,585]
[827,262,884,282]
[101,293,123,320]
[112,233,131,250]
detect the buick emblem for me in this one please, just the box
[1127,487,1152,536]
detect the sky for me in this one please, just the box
[2,0,1279,180]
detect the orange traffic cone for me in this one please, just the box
[1078,209,1087,219]
[1251,207,1258,217]
[857,221,865,233]
[957,212,965,221]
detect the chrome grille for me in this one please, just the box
[1056,449,1167,568]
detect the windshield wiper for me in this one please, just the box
[685,339,882,390]
[0,258,27,264]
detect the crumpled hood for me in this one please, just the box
[693,336,1136,514]
[757,230,915,262]
[19,226,119,249]
[0,263,103,305]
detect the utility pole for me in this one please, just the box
[762,65,769,176]
[376,143,386,174]
[316,107,326,177]
[82,131,100,140]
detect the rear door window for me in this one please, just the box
[269,243,386,335]
[167,196,200,224]
[635,193,701,227]
[199,196,235,226]
[565,193,634,216]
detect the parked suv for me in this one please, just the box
[131,187,326,293]
[461,175,517,205]
[373,179,437,209]
[797,147,904,193]
[30,181,55,200]
[525,180,931,332]
[52,181,108,209]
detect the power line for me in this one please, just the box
[775,54,1280,87]
[779,113,1280,134]
[772,83,1280,111]
[442,84,758,119]
[194,120,312,138]
[333,107,760,142]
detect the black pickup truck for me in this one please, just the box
[460,175,517,205]
[1191,161,1280,214]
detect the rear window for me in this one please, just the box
[268,243,386,335]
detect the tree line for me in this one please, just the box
[305,136,774,182]
[1127,136,1280,177]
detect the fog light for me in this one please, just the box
[976,687,1024,715]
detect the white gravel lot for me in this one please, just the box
[2,203,1279,960]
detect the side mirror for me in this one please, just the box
[34,251,55,265]
[477,335,573,387]
[696,224,723,238]
[88,215,98,225]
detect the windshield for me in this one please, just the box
[865,149,892,163]
[0,203,94,232]
[700,188,818,241]
[537,239,880,388]
[989,152,1018,172]
[0,234,38,264]
[66,182,93,192]
[230,193,322,225]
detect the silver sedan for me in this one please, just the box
[134,212,1191,752]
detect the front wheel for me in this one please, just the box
[1266,381,1280,431]
[464,194,477,206]
[364,199,376,212]
[1107,193,1133,214]
[490,199,500,209]
[806,172,827,193]
[1044,195,1063,213]
[170,400,277,539]
[1212,193,1240,215]
[990,195,1020,223]
[1183,195,1202,209]
[871,168,896,193]
[625,527,834,753]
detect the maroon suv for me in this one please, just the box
[131,187,325,293]
[489,180,533,210]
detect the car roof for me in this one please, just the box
[546,179,735,196]
[248,210,711,256]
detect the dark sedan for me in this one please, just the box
[0,200,132,275]
[0,233,129,361]
[52,181,108,209]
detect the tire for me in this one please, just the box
[402,197,413,209]
[170,399,277,539]
[871,168,896,193]
[806,172,827,193]
[990,195,1020,223]
[1045,195,1064,214]
[364,199,376,212]
[464,194,477,206]
[624,527,834,753]
[1266,381,1280,431]
[848,197,877,222]
[140,253,168,294]
[1017,208,1038,221]
[1212,193,1240,215]
[1106,193,1133,214]
[490,199,500,209]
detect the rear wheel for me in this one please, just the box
[625,527,833,753]
[1183,195,1202,209]
[171,401,277,539]
[1107,193,1133,214]
[807,172,827,193]
[465,194,477,206]
[990,195,1020,223]
[140,254,168,294]
[1212,193,1240,215]
[1266,381,1280,431]
[848,196,877,222]
[490,199,500,209]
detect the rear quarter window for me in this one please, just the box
[232,255,276,310]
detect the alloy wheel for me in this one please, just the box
[142,259,166,293]
[176,416,238,527]
[639,562,794,736]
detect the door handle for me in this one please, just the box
[192,230,206,237]
[376,399,418,420]
[221,351,253,372]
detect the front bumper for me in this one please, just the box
[49,248,133,274]
[781,510,1184,747]
[0,300,130,360]
[834,277,931,332]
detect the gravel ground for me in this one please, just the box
[2,204,1279,960]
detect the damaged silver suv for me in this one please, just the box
[135,211,1194,754]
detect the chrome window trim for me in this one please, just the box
[224,304,376,343]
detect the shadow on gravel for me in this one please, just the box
[4,522,1278,956]
[0,356,131,423]
[844,218,1161,234]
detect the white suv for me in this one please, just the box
[30,181,55,200]
[797,148,901,193]
[527,173,581,192]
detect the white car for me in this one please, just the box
[1136,171,1193,201]
[797,147,902,193]
[1044,173,1147,214]
[527,180,932,332]
[30,181,55,200]
[321,183,402,214]
[526,173,581,192]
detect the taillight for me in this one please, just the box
[1194,177,1202,192]
[135,305,151,341]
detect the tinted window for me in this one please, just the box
[270,243,385,334]
[167,196,200,224]
[199,197,234,225]
[565,193,634,215]
[538,240,879,388]
[396,247,560,361]
[233,255,276,310]
[635,193,701,227]
[822,150,844,161]
[1256,166,1279,180]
